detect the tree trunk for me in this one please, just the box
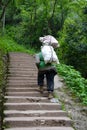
[51,0,57,19]
[0,0,11,21]
[2,10,5,35]
[0,0,11,35]
[60,0,65,29]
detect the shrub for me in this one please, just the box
[56,64,87,104]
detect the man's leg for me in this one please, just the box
[46,70,55,99]
[38,71,44,93]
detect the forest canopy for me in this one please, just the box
[0,0,87,77]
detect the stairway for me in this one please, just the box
[3,52,74,130]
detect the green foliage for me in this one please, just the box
[0,35,35,54]
[4,0,70,48]
[58,1,87,77]
[56,64,87,105]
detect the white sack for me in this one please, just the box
[39,35,60,48]
[41,45,59,64]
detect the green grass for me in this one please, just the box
[0,35,36,55]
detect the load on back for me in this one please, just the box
[39,35,60,64]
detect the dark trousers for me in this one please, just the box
[38,69,57,92]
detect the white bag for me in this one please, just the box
[39,35,60,48]
[41,45,59,64]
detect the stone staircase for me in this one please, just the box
[3,52,74,130]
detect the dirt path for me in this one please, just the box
[3,52,75,130]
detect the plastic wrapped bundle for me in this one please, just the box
[39,35,60,48]
[41,45,59,64]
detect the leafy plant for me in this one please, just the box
[58,2,87,77]
[56,64,87,105]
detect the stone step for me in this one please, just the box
[9,63,36,65]
[5,96,49,103]
[4,110,67,117]
[8,70,37,73]
[8,64,36,67]
[9,61,35,64]
[8,67,37,72]
[9,60,34,62]
[7,84,37,87]
[9,61,35,63]
[10,55,33,57]
[9,58,35,60]
[7,74,37,78]
[6,87,47,92]
[10,56,34,58]
[9,64,36,67]
[8,71,37,74]
[6,92,47,97]
[7,73,37,77]
[5,103,61,110]
[9,60,35,62]
[9,56,34,59]
[9,59,33,61]
[8,66,36,69]
[8,69,37,72]
[9,64,36,66]
[4,127,74,130]
[7,79,37,83]
[9,57,35,59]
[4,117,72,127]
[7,80,37,84]
[7,82,37,86]
[6,87,40,92]
[7,77,37,80]
[4,53,74,130]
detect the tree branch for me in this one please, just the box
[51,0,57,19]
[0,0,11,20]
[0,0,3,6]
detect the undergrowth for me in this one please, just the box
[0,35,36,55]
[0,49,6,129]
[56,64,87,105]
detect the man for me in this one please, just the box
[35,51,57,99]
